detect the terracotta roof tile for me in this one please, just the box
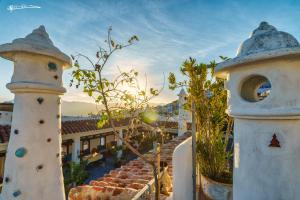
[61,118,130,135]
[68,185,138,200]
[68,134,191,200]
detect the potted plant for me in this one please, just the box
[169,57,233,200]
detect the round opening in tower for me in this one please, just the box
[240,75,271,102]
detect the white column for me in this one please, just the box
[173,137,192,200]
[0,26,71,200]
[72,136,81,164]
[117,129,123,158]
[178,89,188,136]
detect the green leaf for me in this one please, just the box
[111,40,115,47]
[97,114,109,128]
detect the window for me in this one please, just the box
[99,137,106,150]
[82,140,90,155]
[100,137,105,146]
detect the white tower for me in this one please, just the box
[178,88,189,136]
[216,22,300,199]
[0,26,71,200]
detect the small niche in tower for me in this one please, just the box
[48,62,57,71]
[37,97,44,104]
[269,134,280,147]
[14,129,19,135]
[5,177,10,183]
[36,164,43,171]
[39,120,45,124]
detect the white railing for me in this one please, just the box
[131,178,155,200]
[132,167,168,200]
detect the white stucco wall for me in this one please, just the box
[106,135,115,148]
[234,118,300,199]
[223,59,300,199]
[222,60,300,200]
[172,136,192,200]
[90,138,99,151]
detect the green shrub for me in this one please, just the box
[63,161,89,194]
[169,57,233,183]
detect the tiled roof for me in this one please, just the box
[62,118,130,135]
[0,118,131,143]
[0,119,187,143]
[68,134,191,200]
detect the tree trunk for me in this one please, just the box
[153,143,161,200]
[153,166,159,200]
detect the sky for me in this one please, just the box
[0,0,300,104]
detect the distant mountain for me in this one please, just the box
[62,101,102,116]
[1,99,169,117]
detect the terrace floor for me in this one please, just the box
[85,153,139,183]
[85,158,115,184]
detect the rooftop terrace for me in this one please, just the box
[68,134,191,200]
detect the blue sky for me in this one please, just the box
[0,0,300,104]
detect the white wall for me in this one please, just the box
[225,59,300,199]
[90,138,99,151]
[172,136,192,200]
[234,118,300,199]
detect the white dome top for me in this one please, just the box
[237,22,299,56]
[178,88,187,97]
[216,22,300,78]
[0,25,71,67]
